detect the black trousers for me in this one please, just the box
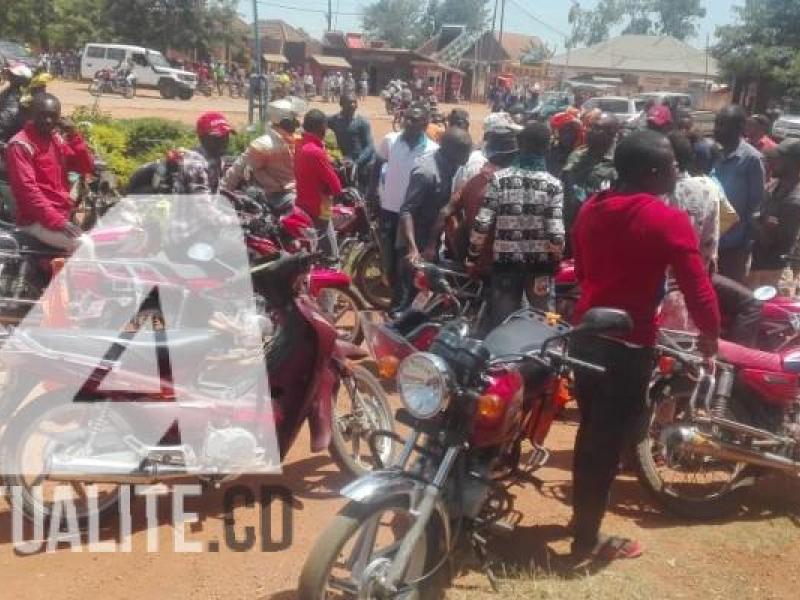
[718,245,751,284]
[569,336,654,553]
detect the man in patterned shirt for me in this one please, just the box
[467,134,565,335]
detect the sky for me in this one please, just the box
[237,0,741,51]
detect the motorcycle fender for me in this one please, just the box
[341,470,451,551]
[310,267,353,292]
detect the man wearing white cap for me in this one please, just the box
[0,64,34,219]
[221,97,307,196]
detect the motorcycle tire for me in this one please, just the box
[297,497,445,600]
[634,382,750,520]
[354,244,392,311]
[319,286,365,346]
[328,365,394,478]
[1,389,126,525]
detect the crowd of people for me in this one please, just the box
[4,59,800,560]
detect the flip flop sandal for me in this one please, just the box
[592,535,644,561]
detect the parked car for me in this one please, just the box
[80,43,197,100]
[581,96,648,126]
[0,39,37,70]
[773,102,800,140]
[632,91,715,136]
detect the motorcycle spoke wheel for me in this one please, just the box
[356,248,392,310]
[333,368,394,475]
[4,400,129,522]
[319,289,363,344]
[640,393,747,505]
[298,500,431,600]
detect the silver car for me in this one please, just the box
[581,96,649,127]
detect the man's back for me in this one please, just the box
[573,190,716,345]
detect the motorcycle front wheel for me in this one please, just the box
[634,381,749,520]
[298,498,444,600]
[329,365,394,478]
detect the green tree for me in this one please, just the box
[568,0,706,47]
[435,0,488,32]
[363,0,426,49]
[714,0,800,110]
[49,0,110,50]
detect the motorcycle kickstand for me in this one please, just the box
[470,531,500,593]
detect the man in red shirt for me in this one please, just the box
[5,93,94,251]
[569,130,720,561]
[295,108,343,259]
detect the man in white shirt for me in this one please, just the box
[373,102,438,312]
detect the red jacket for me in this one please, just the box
[294,132,342,219]
[572,190,720,346]
[6,122,94,230]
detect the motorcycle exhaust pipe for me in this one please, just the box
[45,453,192,484]
[666,426,800,475]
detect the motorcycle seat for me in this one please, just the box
[10,229,70,256]
[21,327,219,365]
[717,340,783,372]
[482,310,570,359]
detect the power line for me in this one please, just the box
[505,0,569,40]
[255,1,362,17]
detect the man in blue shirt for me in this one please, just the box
[713,105,766,283]
[327,93,375,190]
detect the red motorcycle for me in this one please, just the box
[0,252,395,523]
[634,328,800,519]
[555,260,800,351]
[299,307,629,597]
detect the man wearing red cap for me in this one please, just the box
[174,111,234,194]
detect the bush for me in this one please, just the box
[122,118,195,156]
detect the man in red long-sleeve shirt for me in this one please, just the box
[569,130,720,561]
[5,93,94,251]
[295,108,343,259]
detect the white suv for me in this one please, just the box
[81,43,197,100]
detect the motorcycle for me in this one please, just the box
[88,68,136,99]
[333,185,391,311]
[634,327,800,519]
[0,252,395,523]
[298,307,630,598]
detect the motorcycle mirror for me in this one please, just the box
[753,286,777,302]
[573,308,633,336]
[187,242,215,262]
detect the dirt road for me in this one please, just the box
[0,80,798,599]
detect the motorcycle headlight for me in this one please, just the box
[397,353,452,419]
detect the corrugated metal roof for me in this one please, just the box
[310,55,352,69]
[550,35,718,77]
[262,53,288,64]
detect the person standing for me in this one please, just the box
[358,74,368,101]
[749,139,800,290]
[295,109,344,260]
[745,114,778,155]
[5,94,94,251]
[399,128,472,266]
[0,64,33,219]
[466,124,566,333]
[327,94,375,189]
[713,105,767,283]
[569,130,720,561]
[373,103,438,312]
[561,112,619,250]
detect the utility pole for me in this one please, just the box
[327,0,333,31]
[499,0,506,45]
[249,0,268,125]
[491,0,499,35]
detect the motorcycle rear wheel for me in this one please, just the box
[634,383,749,520]
[354,245,392,311]
[298,498,443,600]
[319,286,365,345]
[329,365,394,478]
[1,390,128,525]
